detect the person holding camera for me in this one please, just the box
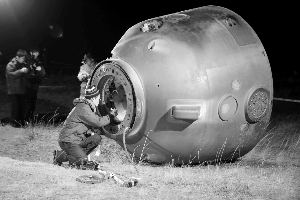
[53,85,121,170]
[5,49,29,127]
[24,46,46,123]
[77,53,97,98]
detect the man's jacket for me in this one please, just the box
[59,98,110,144]
[5,58,27,94]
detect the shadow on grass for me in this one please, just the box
[1,98,71,126]
[1,113,69,126]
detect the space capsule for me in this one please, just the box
[90,6,273,164]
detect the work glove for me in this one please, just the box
[20,67,29,73]
[110,108,118,117]
[109,108,121,125]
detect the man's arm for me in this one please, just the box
[78,105,110,128]
[6,63,27,78]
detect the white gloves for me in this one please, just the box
[20,67,28,73]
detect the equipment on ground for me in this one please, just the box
[76,167,139,187]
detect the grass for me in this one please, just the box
[0,73,299,199]
[241,121,300,167]
[0,123,299,199]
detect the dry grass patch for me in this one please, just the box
[241,120,300,167]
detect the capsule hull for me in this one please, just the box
[90,6,272,164]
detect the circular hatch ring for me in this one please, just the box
[90,61,136,136]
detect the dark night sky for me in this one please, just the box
[0,1,295,74]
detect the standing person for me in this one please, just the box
[24,46,46,123]
[5,49,29,127]
[53,85,120,170]
[77,53,97,98]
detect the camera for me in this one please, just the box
[24,55,43,75]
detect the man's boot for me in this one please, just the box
[53,150,68,166]
[85,160,100,170]
[69,160,99,171]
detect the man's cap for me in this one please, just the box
[85,85,100,99]
[16,49,28,57]
[83,53,95,61]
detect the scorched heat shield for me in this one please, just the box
[90,6,273,164]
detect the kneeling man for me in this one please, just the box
[53,85,119,169]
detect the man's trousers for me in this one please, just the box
[9,94,26,126]
[24,87,38,122]
[58,134,101,165]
